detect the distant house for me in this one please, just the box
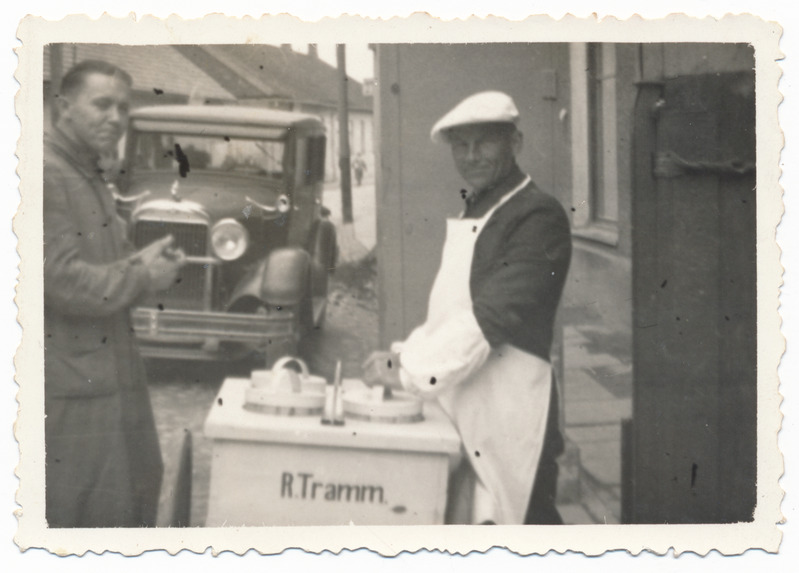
[176,44,374,184]
[44,43,374,183]
[43,44,235,128]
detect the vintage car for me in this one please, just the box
[117,105,337,364]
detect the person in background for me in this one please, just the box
[352,153,367,187]
[44,60,185,527]
[363,91,571,525]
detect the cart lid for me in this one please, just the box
[204,378,463,457]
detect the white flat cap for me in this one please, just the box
[430,91,520,144]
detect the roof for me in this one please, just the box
[43,44,234,102]
[44,44,372,113]
[177,45,373,112]
[131,105,324,130]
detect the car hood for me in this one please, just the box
[125,171,285,221]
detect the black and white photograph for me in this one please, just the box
[10,7,788,567]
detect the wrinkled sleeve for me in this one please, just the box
[43,164,151,317]
[472,199,571,349]
[391,196,570,398]
[394,308,492,398]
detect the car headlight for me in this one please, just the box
[211,218,249,261]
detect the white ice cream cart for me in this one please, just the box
[203,372,462,526]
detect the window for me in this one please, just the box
[570,43,620,244]
[133,132,285,180]
[307,135,327,184]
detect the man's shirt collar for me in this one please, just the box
[463,164,526,219]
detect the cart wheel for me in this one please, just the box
[169,429,193,527]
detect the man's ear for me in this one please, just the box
[511,129,523,155]
[55,94,71,125]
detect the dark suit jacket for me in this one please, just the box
[469,176,572,362]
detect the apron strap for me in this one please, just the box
[458,175,532,220]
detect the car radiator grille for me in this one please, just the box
[133,220,208,257]
[133,220,211,311]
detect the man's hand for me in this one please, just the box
[135,235,187,293]
[146,249,186,293]
[362,351,402,390]
[136,235,175,267]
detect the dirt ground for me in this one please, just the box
[148,256,379,527]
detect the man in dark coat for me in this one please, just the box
[44,60,185,527]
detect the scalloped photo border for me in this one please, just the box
[13,12,784,557]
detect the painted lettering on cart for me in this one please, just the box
[280,472,386,504]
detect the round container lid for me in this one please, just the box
[343,389,424,423]
[245,356,327,415]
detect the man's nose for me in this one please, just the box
[107,105,123,124]
[465,142,481,161]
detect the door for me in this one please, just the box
[629,69,757,523]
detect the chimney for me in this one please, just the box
[308,44,318,59]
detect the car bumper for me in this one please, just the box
[131,307,295,360]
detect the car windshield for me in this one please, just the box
[132,132,286,181]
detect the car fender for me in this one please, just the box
[260,248,311,307]
[225,258,270,314]
[225,248,311,314]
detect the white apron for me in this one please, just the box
[401,177,552,524]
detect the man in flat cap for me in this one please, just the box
[364,91,571,524]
